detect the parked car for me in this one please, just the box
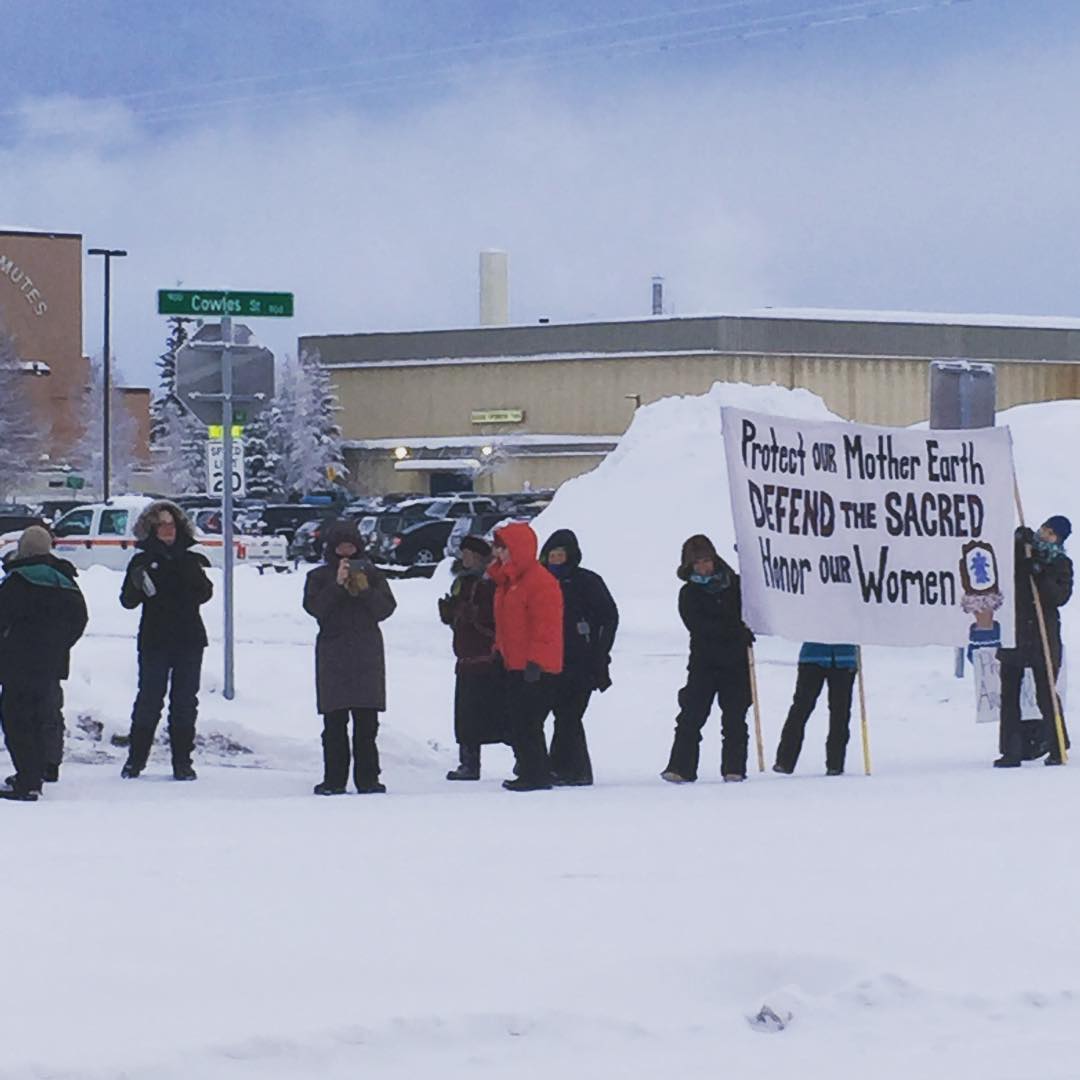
[0,503,44,536]
[443,512,509,560]
[389,517,458,568]
[0,496,289,571]
[247,503,327,544]
[288,518,334,563]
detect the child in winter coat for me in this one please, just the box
[303,520,397,794]
[488,522,563,791]
[773,643,858,776]
[662,534,754,784]
[0,526,88,801]
[539,528,619,786]
[438,535,503,780]
[996,515,1073,767]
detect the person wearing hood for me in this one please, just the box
[661,534,754,784]
[0,526,88,801]
[303,519,397,794]
[488,521,563,791]
[538,528,619,786]
[119,500,213,781]
[996,515,1073,768]
[438,535,503,781]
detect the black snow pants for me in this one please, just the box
[127,647,204,771]
[666,659,751,781]
[322,708,381,789]
[546,675,594,784]
[1000,648,1070,762]
[506,671,553,786]
[1,680,63,794]
[775,663,856,774]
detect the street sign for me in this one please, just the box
[158,290,294,318]
[207,438,246,498]
[176,341,274,426]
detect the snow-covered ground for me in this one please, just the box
[3,382,1079,1079]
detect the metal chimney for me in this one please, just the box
[651,275,664,316]
[479,250,509,326]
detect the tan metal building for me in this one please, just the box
[301,310,1080,496]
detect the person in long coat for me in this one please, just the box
[120,500,213,781]
[303,519,397,794]
[438,535,504,781]
[0,526,88,801]
[996,515,1073,767]
[538,528,618,786]
[488,521,563,791]
[662,534,754,784]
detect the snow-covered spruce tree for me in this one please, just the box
[268,351,346,498]
[0,325,41,498]
[241,406,279,499]
[148,318,207,494]
[149,316,194,446]
[70,357,140,495]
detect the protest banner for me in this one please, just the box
[721,407,1016,649]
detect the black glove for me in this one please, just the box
[1016,526,1035,545]
[437,596,453,625]
[523,661,542,683]
[594,658,613,693]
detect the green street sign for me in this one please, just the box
[157,289,294,318]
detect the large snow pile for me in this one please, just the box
[533,381,1080,647]
[4,381,1080,1079]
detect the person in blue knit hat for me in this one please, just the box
[995,515,1073,767]
[773,643,858,776]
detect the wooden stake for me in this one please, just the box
[857,645,872,776]
[748,645,765,773]
[1012,476,1068,764]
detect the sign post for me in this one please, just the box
[164,289,292,701]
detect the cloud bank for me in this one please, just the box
[2,38,1079,385]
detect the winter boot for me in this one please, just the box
[446,745,481,781]
[120,760,143,779]
[660,770,691,784]
[173,763,198,781]
[42,764,60,783]
[993,756,1022,768]
[722,773,746,783]
[502,777,552,792]
[772,764,793,775]
[356,782,387,794]
[313,782,347,795]
[0,787,40,802]
[826,768,844,777]
[122,727,154,779]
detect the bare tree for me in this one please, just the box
[0,324,41,500]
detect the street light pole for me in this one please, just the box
[87,247,127,502]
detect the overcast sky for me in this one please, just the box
[2,0,1079,385]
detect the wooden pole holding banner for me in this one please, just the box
[1012,478,1068,764]
[748,645,766,773]
[856,646,872,775]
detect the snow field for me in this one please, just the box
[2,381,1079,1078]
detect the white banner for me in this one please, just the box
[721,407,1016,648]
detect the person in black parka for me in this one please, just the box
[303,519,397,795]
[0,526,88,801]
[438,535,504,781]
[662,534,754,784]
[120,500,213,781]
[538,529,618,786]
[996,516,1073,767]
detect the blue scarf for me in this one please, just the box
[691,570,731,593]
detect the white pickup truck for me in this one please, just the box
[0,495,290,572]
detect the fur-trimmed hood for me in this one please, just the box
[133,500,198,548]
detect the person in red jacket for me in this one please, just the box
[488,521,564,791]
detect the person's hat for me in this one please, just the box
[459,535,492,558]
[1043,515,1072,544]
[17,525,53,559]
[678,534,720,580]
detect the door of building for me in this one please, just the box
[429,471,474,495]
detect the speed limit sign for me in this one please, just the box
[207,438,246,497]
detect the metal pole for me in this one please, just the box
[88,248,126,501]
[221,316,236,701]
[102,256,111,502]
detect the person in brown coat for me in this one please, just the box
[438,535,504,781]
[302,519,396,795]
